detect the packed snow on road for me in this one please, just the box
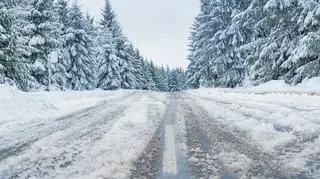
[0,81,320,179]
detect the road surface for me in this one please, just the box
[1,90,319,179]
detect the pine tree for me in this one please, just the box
[187,0,217,88]
[186,20,202,89]
[96,27,121,90]
[51,0,69,89]
[168,69,179,92]
[100,0,137,89]
[65,3,96,90]
[211,0,248,88]
[154,66,169,91]
[22,0,60,89]
[280,0,320,84]
[119,42,138,89]
[141,61,156,90]
[187,0,320,88]
[0,1,15,85]
[0,0,39,90]
[133,49,146,89]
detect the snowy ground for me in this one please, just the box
[0,81,320,178]
[183,89,320,178]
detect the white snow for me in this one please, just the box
[186,82,320,173]
[230,77,320,93]
[1,81,319,178]
[163,124,178,175]
[0,85,131,137]
[0,85,167,179]
[81,94,166,179]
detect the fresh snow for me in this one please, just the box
[0,85,167,179]
[162,124,178,175]
[0,82,320,178]
[186,84,320,175]
[226,77,320,94]
[0,85,130,134]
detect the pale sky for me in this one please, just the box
[77,0,200,68]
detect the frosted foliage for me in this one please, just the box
[64,4,96,90]
[187,0,320,88]
[1,0,184,92]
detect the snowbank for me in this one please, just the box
[187,86,320,174]
[0,85,167,179]
[0,85,131,137]
[235,77,320,93]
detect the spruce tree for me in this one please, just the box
[51,0,69,89]
[22,0,60,89]
[100,0,137,89]
[65,3,96,90]
[141,61,156,90]
[119,42,138,89]
[133,49,146,90]
[186,20,202,89]
[96,27,121,90]
[1,0,39,90]
[0,1,15,85]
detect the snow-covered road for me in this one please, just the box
[0,87,319,179]
[132,91,320,179]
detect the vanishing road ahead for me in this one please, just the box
[1,90,320,179]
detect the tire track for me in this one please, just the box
[0,92,140,162]
[179,93,296,179]
[0,92,143,179]
[190,94,320,171]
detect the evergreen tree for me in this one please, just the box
[100,0,137,89]
[96,27,121,90]
[141,61,156,90]
[211,0,248,88]
[154,66,169,91]
[280,0,320,84]
[187,0,217,88]
[168,70,179,92]
[65,3,96,90]
[51,0,69,89]
[0,1,14,84]
[133,49,146,89]
[1,0,39,90]
[22,0,60,88]
[186,20,201,89]
[188,0,320,88]
[119,42,138,89]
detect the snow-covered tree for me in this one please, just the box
[210,0,249,88]
[51,0,69,89]
[96,27,121,90]
[133,49,146,89]
[186,20,202,89]
[154,66,169,91]
[280,0,320,84]
[22,0,60,89]
[0,0,39,90]
[141,61,156,90]
[0,1,15,85]
[100,0,137,89]
[168,70,180,92]
[65,3,96,90]
[188,0,320,88]
[119,42,138,89]
[187,0,217,88]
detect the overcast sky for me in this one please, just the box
[77,0,200,68]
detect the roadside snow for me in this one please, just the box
[82,93,167,179]
[186,85,320,173]
[0,84,168,179]
[0,85,131,137]
[224,77,320,94]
